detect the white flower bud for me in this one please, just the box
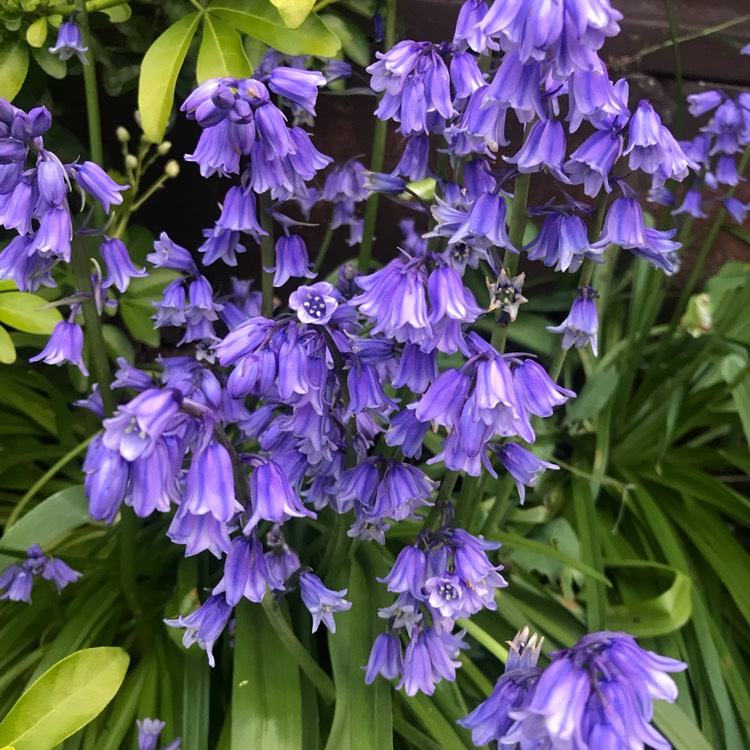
[164,160,180,178]
[125,153,138,170]
[115,126,130,143]
[157,141,172,155]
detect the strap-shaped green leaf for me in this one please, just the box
[138,13,201,143]
[270,0,315,29]
[197,15,252,83]
[604,561,692,637]
[0,485,88,572]
[0,324,16,364]
[209,0,341,57]
[324,549,393,750]
[0,292,61,335]
[0,647,129,750]
[231,600,302,749]
[0,40,29,102]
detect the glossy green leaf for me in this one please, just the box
[604,562,692,636]
[209,0,341,57]
[99,3,132,22]
[119,298,159,348]
[270,0,315,29]
[102,323,135,364]
[0,648,129,750]
[0,324,16,364]
[0,292,62,334]
[325,550,392,750]
[0,485,89,572]
[138,13,201,143]
[231,600,302,749]
[197,15,252,83]
[654,701,715,750]
[319,12,371,67]
[0,40,29,102]
[26,17,48,48]
[31,46,67,80]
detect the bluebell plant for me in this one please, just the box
[0,0,715,746]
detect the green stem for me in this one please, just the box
[129,173,169,213]
[479,474,515,536]
[7,433,97,527]
[259,194,275,318]
[490,172,531,352]
[423,470,459,529]
[261,597,336,705]
[75,0,104,170]
[662,0,686,137]
[358,0,397,273]
[620,13,750,66]
[314,225,335,269]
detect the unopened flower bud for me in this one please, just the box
[115,126,130,143]
[133,110,142,128]
[157,141,172,155]
[124,153,138,170]
[164,160,180,178]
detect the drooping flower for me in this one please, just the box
[547,285,599,356]
[165,593,233,667]
[298,571,352,633]
[49,18,88,64]
[30,319,88,375]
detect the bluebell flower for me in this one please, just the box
[704,99,745,155]
[49,18,88,64]
[427,265,484,326]
[482,52,544,124]
[198,226,246,267]
[0,563,34,603]
[392,343,438,393]
[458,85,510,151]
[267,67,326,116]
[547,285,599,356]
[84,435,130,523]
[384,408,430,458]
[367,41,455,135]
[0,177,35,235]
[366,171,407,195]
[526,213,603,272]
[323,59,352,83]
[453,0,492,53]
[289,281,339,325]
[565,129,623,197]
[215,534,278,605]
[450,51,485,100]
[514,359,575,417]
[568,67,629,133]
[101,237,147,292]
[688,90,723,117]
[370,460,436,522]
[102,388,183,462]
[507,120,570,182]
[298,571,351,633]
[272,234,315,287]
[459,627,543,746]
[153,279,186,328]
[672,188,707,219]
[497,442,559,504]
[715,154,741,186]
[181,440,241,522]
[450,528,506,612]
[448,191,514,253]
[634,227,682,274]
[625,101,696,186]
[148,232,198,274]
[30,319,88,375]
[29,206,73,262]
[36,150,69,207]
[167,508,232,558]
[397,630,436,695]
[412,368,471,429]
[724,196,749,224]
[216,186,267,239]
[185,119,242,178]
[0,545,81,604]
[379,545,428,600]
[365,632,403,684]
[165,593,233,667]
[346,361,398,418]
[502,631,686,749]
[136,717,181,750]
[73,161,127,213]
[246,459,316,531]
[594,197,647,249]
[183,276,223,344]
[394,135,431,181]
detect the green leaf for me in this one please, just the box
[270,0,315,29]
[197,14,252,83]
[654,701,715,750]
[0,485,89,572]
[209,0,341,58]
[138,13,202,143]
[119,298,159,348]
[0,291,62,334]
[26,17,48,48]
[604,562,693,636]
[720,353,750,446]
[320,11,371,67]
[231,600,302,749]
[126,268,180,298]
[30,46,67,80]
[99,3,132,22]
[324,550,393,750]
[102,323,135,364]
[0,323,16,364]
[0,40,29,102]
[0,647,129,750]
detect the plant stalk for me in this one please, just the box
[259,194,275,318]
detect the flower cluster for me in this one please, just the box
[0,545,80,603]
[136,717,181,750]
[460,627,686,749]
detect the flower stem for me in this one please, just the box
[479,474,515,536]
[259,194,275,318]
[358,0,397,273]
[75,0,104,170]
[314,224,335,269]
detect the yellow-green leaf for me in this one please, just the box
[0,40,29,102]
[197,14,252,83]
[0,292,62,334]
[26,17,48,48]
[209,0,341,58]
[319,11,372,67]
[99,3,132,22]
[0,647,129,750]
[270,0,315,29]
[138,13,201,143]
[0,324,16,364]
